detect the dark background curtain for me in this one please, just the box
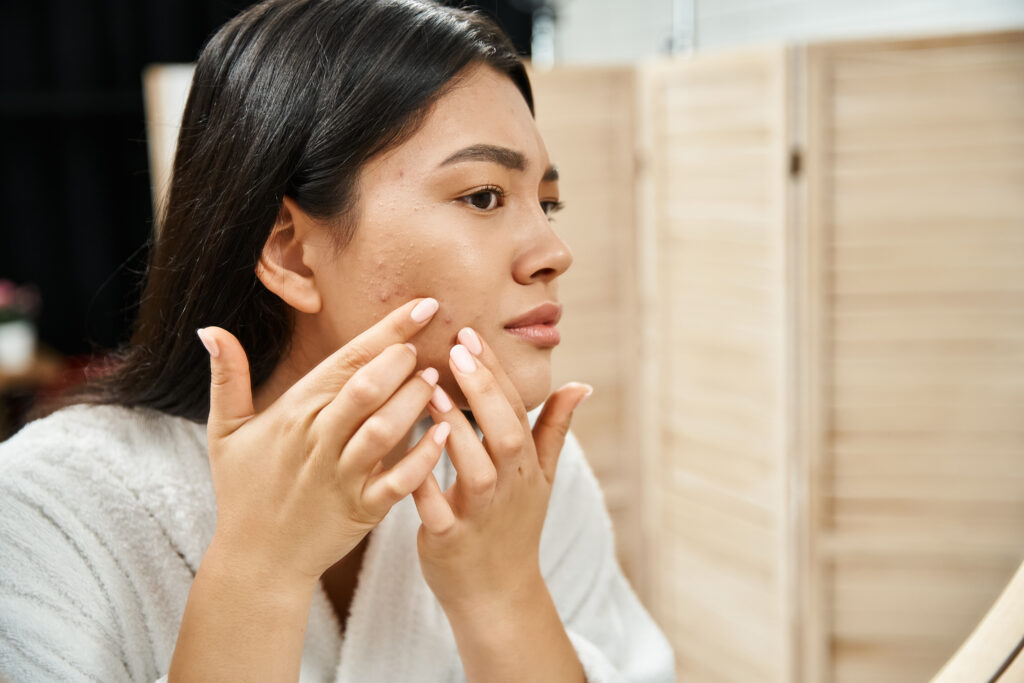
[0,0,531,358]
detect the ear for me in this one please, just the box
[256,196,323,314]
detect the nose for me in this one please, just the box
[511,213,574,285]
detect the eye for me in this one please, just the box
[460,187,503,211]
[541,200,565,219]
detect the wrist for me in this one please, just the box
[441,567,550,634]
[201,533,320,605]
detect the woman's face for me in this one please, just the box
[305,63,572,411]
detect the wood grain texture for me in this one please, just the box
[526,66,649,594]
[804,30,1024,683]
[640,46,795,682]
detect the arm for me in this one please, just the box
[442,570,583,683]
[409,328,588,683]
[411,327,674,683]
[542,431,676,683]
[169,298,448,681]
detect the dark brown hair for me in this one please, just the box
[72,0,532,422]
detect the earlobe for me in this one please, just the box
[255,197,323,314]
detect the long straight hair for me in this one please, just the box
[71,0,533,422]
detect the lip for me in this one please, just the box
[504,302,562,348]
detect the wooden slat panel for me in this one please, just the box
[805,30,1024,682]
[642,46,793,682]
[527,66,649,589]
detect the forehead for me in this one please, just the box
[368,64,551,178]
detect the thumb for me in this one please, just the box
[196,327,254,437]
[533,382,592,482]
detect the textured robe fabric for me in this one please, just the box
[0,404,675,682]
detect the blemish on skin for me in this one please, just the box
[442,314,453,325]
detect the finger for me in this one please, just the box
[449,343,528,470]
[413,471,456,535]
[312,343,419,459]
[338,366,439,478]
[290,297,439,405]
[361,422,450,519]
[427,384,497,515]
[456,327,529,430]
[533,382,592,482]
[197,327,255,439]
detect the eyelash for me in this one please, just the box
[460,186,565,220]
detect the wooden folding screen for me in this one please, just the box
[637,46,796,682]
[536,28,1024,683]
[632,30,1024,683]
[800,31,1024,683]
[528,66,648,589]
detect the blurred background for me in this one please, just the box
[2,1,1024,682]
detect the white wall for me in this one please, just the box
[552,0,1024,64]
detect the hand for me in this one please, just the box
[411,326,591,616]
[196,297,451,587]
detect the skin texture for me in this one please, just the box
[169,64,590,683]
[255,62,573,414]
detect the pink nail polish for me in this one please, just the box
[410,298,439,323]
[457,327,482,356]
[433,421,451,445]
[421,367,439,386]
[450,345,476,373]
[405,342,417,355]
[431,385,453,412]
[196,328,220,359]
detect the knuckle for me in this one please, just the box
[465,469,497,495]
[341,343,376,373]
[381,473,407,501]
[209,369,232,389]
[538,415,571,440]
[358,416,392,450]
[345,373,382,407]
[475,377,502,398]
[385,316,410,341]
[493,431,526,455]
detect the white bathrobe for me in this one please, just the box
[0,404,675,682]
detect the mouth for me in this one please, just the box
[503,302,562,348]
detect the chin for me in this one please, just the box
[443,357,552,414]
[508,361,553,413]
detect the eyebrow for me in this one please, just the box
[438,144,559,182]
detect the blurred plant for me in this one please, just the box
[0,280,41,324]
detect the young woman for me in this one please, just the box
[0,1,674,681]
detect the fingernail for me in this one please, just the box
[410,298,439,323]
[431,385,453,412]
[457,327,482,356]
[196,328,219,359]
[433,421,451,445]
[421,367,439,386]
[450,344,476,373]
[567,381,593,403]
[405,342,417,355]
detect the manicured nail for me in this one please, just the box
[196,328,219,359]
[410,298,439,323]
[567,382,594,403]
[421,367,439,386]
[405,342,417,355]
[431,385,453,413]
[450,344,476,373]
[457,327,482,356]
[433,421,451,445]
